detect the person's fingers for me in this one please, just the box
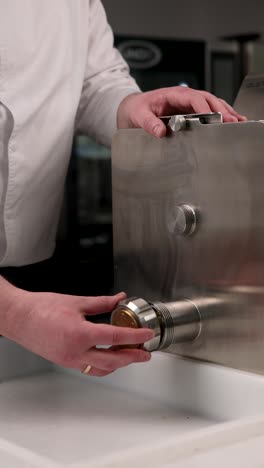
[142,89,213,137]
[85,322,155,347]
[182,91,212,115]
[136,89,212,137]
[126,87,248,139]
[199,91,247,122]
[81,348,151,372]
[79,292,127,316]
[133,87,248,138]
[218,98,247,121]
[137,110,167,138]
[162,88,212,115]
[197,91,238,122]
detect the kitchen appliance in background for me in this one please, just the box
[68,36,207,294]
[209,34,263,106]
[247,41,264,74]
[209,41,241,104]
[115,35,207,91]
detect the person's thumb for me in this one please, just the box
[138,111,166,138]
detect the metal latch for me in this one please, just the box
[161,112,223,132]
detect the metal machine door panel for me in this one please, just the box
[112,78,264,374]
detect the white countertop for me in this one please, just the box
[0,351,264,467]
[0,372,212,467]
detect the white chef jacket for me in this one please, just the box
[0,0,139,266]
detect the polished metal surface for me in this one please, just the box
[112,74,264,375]
[152,300,201,349]
[111,297,201,352]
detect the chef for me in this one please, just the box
[0,1,245,377]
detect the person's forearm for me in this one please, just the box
[0,276,27,338]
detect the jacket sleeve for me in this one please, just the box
[75,0,140,147]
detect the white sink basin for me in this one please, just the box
[0,351,264,467]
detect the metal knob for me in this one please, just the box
[111,297,201,352]
[168,115,186,132]
[168,204,197,236]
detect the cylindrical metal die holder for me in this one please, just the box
[111,297,201,352]
[151,300,201,349]
[111,298,162,351]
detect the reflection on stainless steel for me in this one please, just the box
[112,74,264,375]
[111,297,201,352]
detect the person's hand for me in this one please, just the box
[117,87,247,138]
[0,280,154,377]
